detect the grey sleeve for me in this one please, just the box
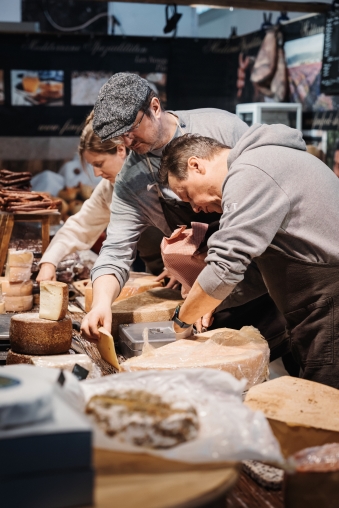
[198,164,291,300]
[91,178,149,289]
[215,261,268,311]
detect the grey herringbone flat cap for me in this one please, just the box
[93,73,151,141]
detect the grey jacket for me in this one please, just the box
[91,108,248,290]
[198,123,339,301]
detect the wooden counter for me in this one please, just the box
[82,449,240,508]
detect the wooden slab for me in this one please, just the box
[244,376,339,457]
[83,449,239,508]
[111,287,183,338]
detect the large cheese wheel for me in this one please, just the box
[4,294,33,312]
[39,281,68,321]
[111,288,183,338]
[1,280,33,297]
[121,326,269,390]
[10,313,72,355]
[244,376,339,457]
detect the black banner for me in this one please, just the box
[0,33,169,136]
[321,11,339,95]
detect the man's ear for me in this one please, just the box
[187,156,205,175]
[151,97,161,118]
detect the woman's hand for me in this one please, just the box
[36,262,57,282]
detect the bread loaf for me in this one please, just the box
[1,280,33,297]
[39,281,68,321]
[111,288,183,337]
[10,313,72,355]
[244,377,339,457]
[4,294,33,312]
[122,326,269,389]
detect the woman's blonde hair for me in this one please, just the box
[78,110,126,166]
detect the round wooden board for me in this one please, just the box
[84,449,239,508]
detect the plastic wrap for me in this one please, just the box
[31,354,101,379]
[290,444,339,472]
[122,326,270,390]
[78,368,283,464]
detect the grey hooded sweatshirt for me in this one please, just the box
[91,108,248,289]
[198,123,339,301]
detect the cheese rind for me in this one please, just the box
[10,313,72,355]
[1,280,33,297]
[244,376,339,457]
[4,294,33,312]
[97,327,120,371]
[39,281,68,321]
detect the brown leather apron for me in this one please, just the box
[256,246,339,388]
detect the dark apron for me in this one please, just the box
[256,246,339,388]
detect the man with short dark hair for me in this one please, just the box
[81,73,286,349]
[158,128,339,388]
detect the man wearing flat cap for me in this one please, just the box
[81,73,289,366]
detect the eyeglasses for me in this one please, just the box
[122,110,146,138]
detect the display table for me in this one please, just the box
[0,211,60,273]
[84,449,240,508]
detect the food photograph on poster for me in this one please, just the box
[1,2,339,507]
[10,69,64,106]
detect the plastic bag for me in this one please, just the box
[78,367,282,464]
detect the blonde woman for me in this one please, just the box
[37,112,163,282]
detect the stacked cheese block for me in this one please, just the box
[7,281,73,365]
[2,249,34,312]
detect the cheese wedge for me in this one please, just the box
[0,301,5,314]
[39,281,68,321]
[6,249,33,267]
[97,327,120,371]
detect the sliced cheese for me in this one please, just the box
[10,313,72,355]
[0,301,5,314]
[111,287,183,338]
[6,248,33,267]
[1,280,33,297]
[121,326,269,390]
[4,294,33,312]
[5,266,32,283]
[39,281,68,321]
[97,327,120,371]
[244,376,339,457]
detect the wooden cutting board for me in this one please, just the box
[111,287,183,338]
[83,449,239,508]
